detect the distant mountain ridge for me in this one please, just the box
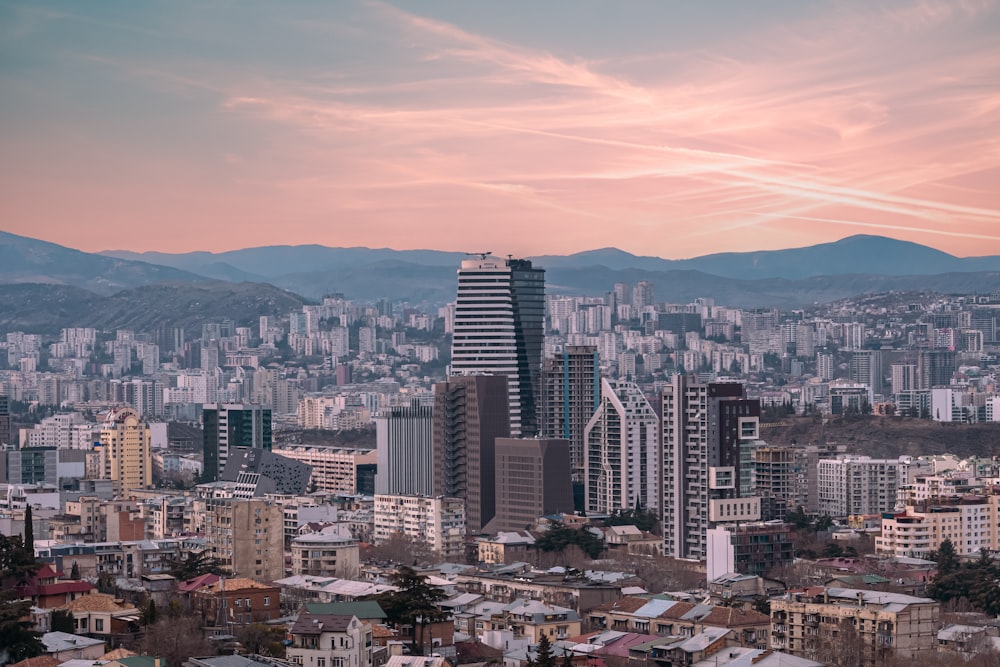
[1,231,999,320]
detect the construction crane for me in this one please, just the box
[465,251,492,260]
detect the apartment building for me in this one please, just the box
[770,587,939,667]
[204,498,284,581]
[817,456,900,517]
[291,532,360,579]
[274,445,377,495]
[372,494,465,561]
[876,495,999,558]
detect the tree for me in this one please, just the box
[70,561,81,580]
[23,506,34,555]
[51,609,75,633]
[140,598,157,627]
[363,533,438,567]
[933,539,960,576]
[0,534,44,664]
[137,616,214,667]
[237,623,287,656]
[535,523,603,560]
[535,633,555,667]
[169,551,223,581]
[374,566,449,655]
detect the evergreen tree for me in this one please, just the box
[51,609,75,633]
[70,561,81,580]
[23,506,33,555]
[0,535,44,662]
[535,633,555,667]
[373,566,449,655]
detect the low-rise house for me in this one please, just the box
[477,532,535,565]
[59,593,142,644]
[190,577,281,629]
[588,597,769,649]
[287,612,374,667]
[492,599,582,643]
[15,563,92,608]
[40,631,106,662]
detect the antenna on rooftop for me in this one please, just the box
[466,251,492,260]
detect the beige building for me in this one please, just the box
[770,587,939,666]
[273,445,376,494]
[493,599,581,643]
[876,495,999,558]
[98,407,152,494]
[288,612,373,667]
[373,494,465,561]
[291,532,360,579]
[204,498,284,582]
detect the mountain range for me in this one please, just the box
[1,230,1000,333]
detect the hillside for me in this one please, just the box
[762,415,1000,460]
[0,282,309,336]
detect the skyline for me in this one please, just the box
[2,1,1000,258]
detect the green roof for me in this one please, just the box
[117,657,159,667]
[305,600,387,619]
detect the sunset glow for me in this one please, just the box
[2,1,999,258]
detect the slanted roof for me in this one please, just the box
[117,657,159,667]
[60,593,136,614]
[7,656,59,667]
[291,613,358,635]
[176,573,220,594]
[305,600,386,619]
[41,631,105,653]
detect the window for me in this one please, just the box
[317,660,326,667]
[264,596,270,607]
[95,619,104,632]
[236,599,242,607]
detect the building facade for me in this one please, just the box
[375,400,434,496]
[98,407,152,494]
[492,437,574,533]
[204,498,284,581]
[203,403,272,482]
[432,375,510,533]
[540,345,600,473]
[584,379,659,516]
[372,494,466,560]
[661,377,761,560]
[450,256,544,437]
[291,533,361,579]
[817,456,900,517]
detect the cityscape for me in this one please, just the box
[2,2,1000,667]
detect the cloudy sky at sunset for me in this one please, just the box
[2,0,999,259]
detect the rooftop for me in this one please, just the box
[41,631,106,653]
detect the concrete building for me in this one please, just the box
[291,533,360,579]
[817,456,900,517]
[584,379,658,516]
[540,345,600,473]
[204,498,284,582]
[373,494,465,561]
[770,588,940,666]
[98,407,152,494]
[191,577,281,628]
[876,495,1000,558]
[272,445,377,495]
[661,377,761,560]
[491,437,574,533]
[375,400,434,496]
[450,256,544,437]
[432,375,510,533]
[203,403,272,483]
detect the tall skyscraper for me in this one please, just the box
[432,375,510,534]
[450,256,544,437]
[99,407,152,494]
[661,376,761,560]
[584,379,659,516]
[0,395,10,447]
[203,403,272,482]
[375,399,434,496]
[917,350,957,389]
[849,350,883,394]
[540,345,600,473]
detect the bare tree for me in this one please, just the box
[136,616,214,667]
[362,533,438,567]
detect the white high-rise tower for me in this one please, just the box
[451,256,544,437]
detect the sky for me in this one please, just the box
[2,0,1000,259]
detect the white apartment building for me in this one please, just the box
[373,494,465,561]
[817,456,900,517]
[21,413,97,449]
[288,613,373,667]
[584,379,659,516]
[291,532,360,579]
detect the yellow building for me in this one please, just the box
[99,407,152,495]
